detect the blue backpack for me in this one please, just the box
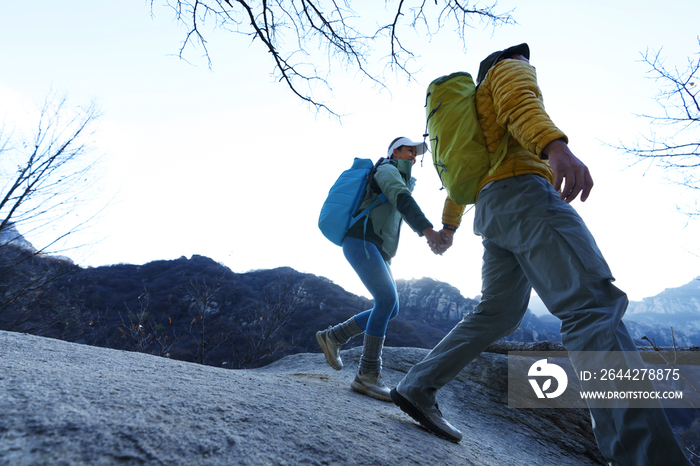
[318,157,387,246]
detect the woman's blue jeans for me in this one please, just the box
[342,236,399,338]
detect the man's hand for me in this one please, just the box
[438,229,455,253]
[543,139,594,203]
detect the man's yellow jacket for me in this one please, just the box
[442,59,568,228]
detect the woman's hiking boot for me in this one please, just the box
[316,317,364,371]
[350,334,391,401]
[351,370,392,402]
[316,328,343,370]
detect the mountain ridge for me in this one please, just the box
[2,242,699,370]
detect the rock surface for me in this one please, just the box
[0,330,609,465]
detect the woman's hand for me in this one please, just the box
[423,228,445,255]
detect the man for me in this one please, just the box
[391,44,691,465]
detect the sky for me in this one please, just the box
[1,1,699,310]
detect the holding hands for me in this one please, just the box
[422,228,455,255]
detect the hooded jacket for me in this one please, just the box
[345,158,432,261]
[441,58,568,228]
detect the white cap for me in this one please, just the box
[387,137,429,158]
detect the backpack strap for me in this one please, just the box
[349,157,389,258]
[348,192,388,230]
[366,157,386,193]
[348,157,388,230]
[487,133,510,176]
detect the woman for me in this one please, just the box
[316,136,442,401]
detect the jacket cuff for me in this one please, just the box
[441,197,466,229]
[539,135,569,160]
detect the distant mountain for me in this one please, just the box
[395,276,700,347]
[628,277,700,315]
[0,222,37,253]
[0,249,467,368]
[0,247,564,368]
[487,278,700,347]
[624,277,700,347]
[2,238,698,372]
[394,277,561,343]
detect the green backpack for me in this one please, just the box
[425,72,509,205]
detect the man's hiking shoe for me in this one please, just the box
[316,328,343,370]
[390,388,463,443]
[351,371,392,402]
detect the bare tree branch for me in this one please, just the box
[0,93,103,329]
[234,271,309,368]
[615,37,700,217]
[150,0,515,117]
[0,93,102,248]
[187,277,223,365]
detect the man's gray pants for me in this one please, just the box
[397,174,690,466]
